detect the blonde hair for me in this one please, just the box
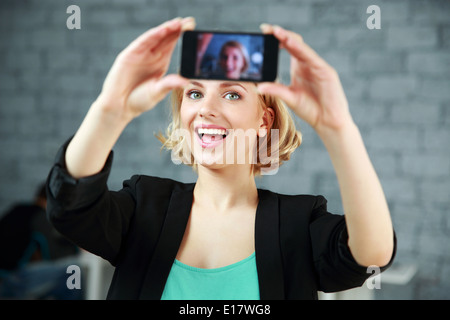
[156,86,302,176]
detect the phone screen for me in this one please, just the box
[181,31,278,82]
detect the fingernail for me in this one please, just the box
[181,16,196,30]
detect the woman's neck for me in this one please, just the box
[194,165,258,212]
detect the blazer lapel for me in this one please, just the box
[139,184,194,300]
[138,184,285,300]
[255,189,285,300]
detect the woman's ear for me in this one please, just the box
[259,107,275,137]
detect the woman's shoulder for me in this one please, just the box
[123,174,196,195]
[258,188,327,205]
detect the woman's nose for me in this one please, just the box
[198,97,219,118]
[226,57,234,69]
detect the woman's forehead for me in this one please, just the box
[187,80,255,91]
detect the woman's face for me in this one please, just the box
[179,80,267,171]
[219,46,246,79]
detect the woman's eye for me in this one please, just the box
[187,91,203,100]
[224,92,241,100]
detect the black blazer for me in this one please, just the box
[46,142,395,300]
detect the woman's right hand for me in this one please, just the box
[97,17,195,122]
[65,17,195,179]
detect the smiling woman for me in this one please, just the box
[45,17,396,300]
[157,80,301,175]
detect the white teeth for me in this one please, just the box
[197,128,227,136]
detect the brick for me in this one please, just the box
[110,27,147,49]
[29,29,66,49]
[369,153,398,177]
[266,5,311,29]
[172,5,224,31]
[369,76,417,101]
[443,26,450,48]
[375,0,410,25]
[0,73,19,92]
[85,49,117,74]
[67,28,110,49]
[300,149,335,174]
[355,51,404,74]
[401,153,450,178]
[300,27,334,50]
[351,101,389,126]
[418,232,448,259]
[366,125,421,151]
[85,8,129,28]
[46,50,85,72]
[3,51,42,72]
[387,26,438,49]
[0,29,29,49]
[340,75,367,101]
[390,102,441,125]
[335,27,385,50]
[443,105,450,126]
[408,52,450,75]
[0,94,36,117]
[129,7,172,27]
[213,6,267,31]
[0,8,14,30]
[411,0,450,23]
[423,127,450,151]
[419,179,450,205]
[11,8,49,30]
[312,2,362,25]
[379,176,417,203]
[416,78,450,102]
[321,51,352,75]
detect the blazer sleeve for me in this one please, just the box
[45,139,137,265]
[309,195,396,293]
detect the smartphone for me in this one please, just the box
[180,30,279,82]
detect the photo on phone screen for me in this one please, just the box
[181,31,279,82]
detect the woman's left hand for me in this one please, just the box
[257,24,353,136]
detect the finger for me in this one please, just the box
[272,25,327,68]
[151,74,190,100]
[129,18,181,52]
[129,17,195,53]
[151,27,182,56]
[257,82,300,110]
[259,23,274,34]
[259,23,286,49]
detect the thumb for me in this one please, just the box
[257,82,299,110]
[127,74,189,114]
[152,74,190,99]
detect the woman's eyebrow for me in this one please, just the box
[219,82,248,92]
[189,81,204,88]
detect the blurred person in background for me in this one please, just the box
[0,183,82,299]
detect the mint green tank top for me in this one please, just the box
[161,252,260,300]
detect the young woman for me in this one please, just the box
[46,17,396,300]
[217,40,250,79]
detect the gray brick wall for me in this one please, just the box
[0,0,449,299]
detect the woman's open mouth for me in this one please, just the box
[195,126,229,148]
